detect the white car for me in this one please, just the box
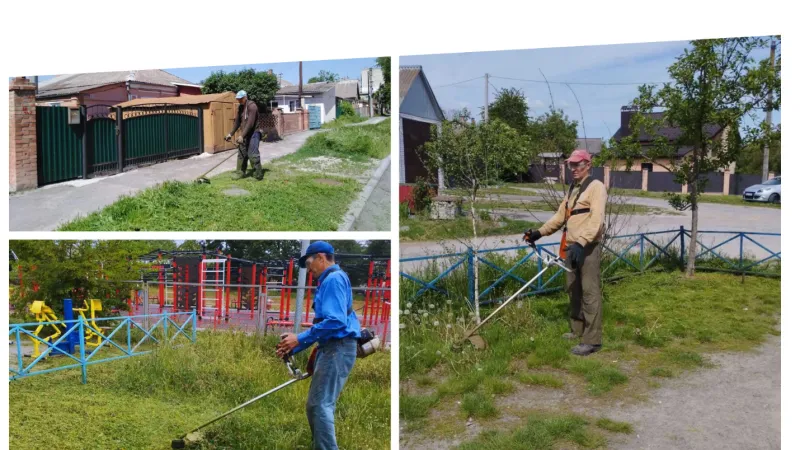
[742,176,781,204]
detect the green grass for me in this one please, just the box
[459,414,611,449]
[9,331,389,450]
[462,392,499,419]
[596,418,634,434]
[517,373,564,389]
[59,122,390,231]
[321,115,368,128]
[472,199,677,216]
[58,168,360,231]
[401,393,441,420]
[400,216,540,241]
[400,270,780,439]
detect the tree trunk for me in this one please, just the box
[469,190,480,324]
[686,150,700,277]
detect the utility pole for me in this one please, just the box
[298,61,303,112]
[762,39,776,183]
[294,240,310,333]
[484,73,489,123]
[368,67,374,118]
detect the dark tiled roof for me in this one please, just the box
[37,70,194,98]
[575,138,604,155]
[613,111,723,142]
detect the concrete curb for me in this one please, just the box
[338,156,391,231]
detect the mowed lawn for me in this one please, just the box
[400,270,780,449]
[9,331,390,450]
[59,121,390,231]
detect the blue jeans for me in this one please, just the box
[306,338,357,450]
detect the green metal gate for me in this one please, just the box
[123,106,201,168]
[36,106,83,185]
[86,105,118,174]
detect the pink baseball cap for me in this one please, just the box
[567,149,592,163]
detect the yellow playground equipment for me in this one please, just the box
[27,300,63,358]
[73,299,105,348]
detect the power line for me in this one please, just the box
[491,75,670,86]
[433,76,484,88]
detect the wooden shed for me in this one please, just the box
[115,92,240,154]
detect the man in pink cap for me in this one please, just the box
[523,149,608,356]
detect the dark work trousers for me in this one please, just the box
[236,131,263,178]
[565,242,603,346]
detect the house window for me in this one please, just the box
[289,100,296,112]
[269,101,278,110]
[641,163,653,172]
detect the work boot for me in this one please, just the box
[250,157,264,181]
[562,332,578,340]
[570,343,601,356]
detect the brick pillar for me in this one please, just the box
[681,183,688,194]
[641,169,649,192]
[301,109,309,130]
[560,162,566,184]
[768,172,775,180]
[272,108,283,138]
[723,169,731,195]
[9,77,38,191]
[603,165,610,189]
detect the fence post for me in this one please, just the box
[163,107,169,161]
[739,233,744,273]
[679,226,685,269]
[639,234,644,273]
[536,246,543,290]
[116,106,123,173]
[192,307,197,343]
[127,318,131,353]
[163,310,169,342]
[79,320,87,384]
[80,105,88,179]
[197,106,204,154]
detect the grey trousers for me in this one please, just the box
[565,242,603,346]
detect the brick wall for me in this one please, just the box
[9,77,38,191]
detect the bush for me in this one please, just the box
[400,202,411,220]
[412,179,435,214]
[338,101,356,117]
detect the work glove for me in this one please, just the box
[523,229,542,246]
[566,243,585,270]
[236,135,244,145]
[224,133,232,142]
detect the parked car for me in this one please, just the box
[742,176,781,204]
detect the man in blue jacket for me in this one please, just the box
[276,241,361,450]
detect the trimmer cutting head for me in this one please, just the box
[194,177,211,185]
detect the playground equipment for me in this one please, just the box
[26,301,64,358]
[171,354,311,449]
[72,299,105,348]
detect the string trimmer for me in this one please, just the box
[170,352,313,449]
[194,147,238,184]
[456,243,573,350]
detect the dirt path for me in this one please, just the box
[600,333,780,450]
[401,332,780,450]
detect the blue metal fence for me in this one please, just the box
[400,228,780,308]
[8,310,196,383]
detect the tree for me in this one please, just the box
[529,108,579,158]
[365,240,391,258]
[374,57,391,115]
[487,87,530,134]
[308,70,340,83]
[597,37,780,276]
[735,124,781,174]
[201,68,280,110]
[419,120,532,321]
[9,240,175,316]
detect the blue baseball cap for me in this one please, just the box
[298,241,335,267]
[235,90,247,99]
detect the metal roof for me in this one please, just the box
[335,79,360,99]
[399,66,421,102]
[276,82,335,96]
[37,70,195,99]
[114,92,237,108]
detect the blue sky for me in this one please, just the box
[36,57,380,86]
[401,40,781,140]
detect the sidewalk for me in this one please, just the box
[9,130,321,231]
[352,162,391,231]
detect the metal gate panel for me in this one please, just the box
[166,110,200,157]
[86,105,118,174]
[308,106,321,129]
[36,106,83,185]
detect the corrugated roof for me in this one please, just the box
[399,66,421,102]
[276,82,335,96]
[37,70,195,99]
[335,79,360,99]
[114,92,237,108]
